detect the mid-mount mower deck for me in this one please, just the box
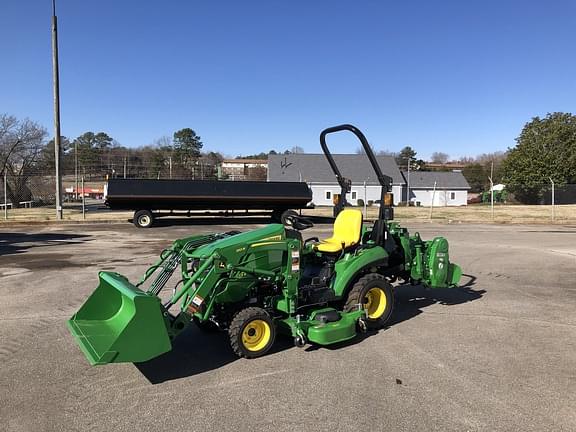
[68,125,462,365]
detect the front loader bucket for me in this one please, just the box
[67,272,172,365]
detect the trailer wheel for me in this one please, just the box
[344,273,394,329]
[229,307,276,358]
[133,210,154,228]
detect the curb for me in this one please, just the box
[0,219,130,228]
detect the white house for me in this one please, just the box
[268,154,405,206]
[403,171,470,206]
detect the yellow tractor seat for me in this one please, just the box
[315,209,363,253]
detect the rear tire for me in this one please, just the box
[344,273,394,329]
[229,307,276,358]
[134,209,154,228]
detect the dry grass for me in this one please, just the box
[0,206,132,224]
[1,203,574,225]
[304,204,576,224]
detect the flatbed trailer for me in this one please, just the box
[104,178,312,227]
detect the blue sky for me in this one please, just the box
[2,1,575,159]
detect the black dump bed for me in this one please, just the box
[105,179,312,211]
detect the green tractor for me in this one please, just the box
[68,125,462,364]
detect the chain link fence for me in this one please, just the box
[43,147,240,181]
[482,183,576,206]
[1,171,576,223]
[1,172,110,221]
[2,173,56,208]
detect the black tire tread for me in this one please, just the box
[344,273,394,328]
[228,307,275,358]
[133,209,153,228]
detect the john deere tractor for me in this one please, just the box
[68,125,461,364]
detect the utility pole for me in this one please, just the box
[169,156,172,179]
[550,177,555,222]
[81,175,85,220]
[123,156,127,179]
[74,139,78,200]
[51,0,63,219]
[489,160,494,221]
[363,180,367,218]
[4,171,7,220]
[406,159,410,206]
[429,181,437,221]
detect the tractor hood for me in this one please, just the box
[190,224,286,258]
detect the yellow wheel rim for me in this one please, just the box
[364,287,387,319]
[241,319,271,352]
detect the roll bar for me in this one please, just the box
[320,124,392,192]
[319,124,394,222]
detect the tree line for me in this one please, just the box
[351,113,576,203]
[38,128,220,180]
[461,112,576,203]
[2,112,575,204]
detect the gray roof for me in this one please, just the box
[402,171,470,189]
[268,154,404,185]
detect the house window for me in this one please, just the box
[325,191,332,200]
[450,192,456,200]
[351,191,357,200]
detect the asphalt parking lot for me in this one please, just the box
[1,219,576,432]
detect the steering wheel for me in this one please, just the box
[282,211,314,231]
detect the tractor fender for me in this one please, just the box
[331,246,388,298]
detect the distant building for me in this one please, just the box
[220,159,268,180]
[268,154,405,206]
[268,154,470,207]
[403,171,470,206]
[424,162,469,171]
[64,186,104,200]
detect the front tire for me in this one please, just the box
[344,274,394,329]
[229,307,276,358]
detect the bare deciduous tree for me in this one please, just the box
[430,152,450,164]
[1,114,47,175]
[1,114,20,173]
[290,146,305,154]
[475,151,507,165]
[0,114,48,205]
[153,135,172,149]
[377,149,397,157]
